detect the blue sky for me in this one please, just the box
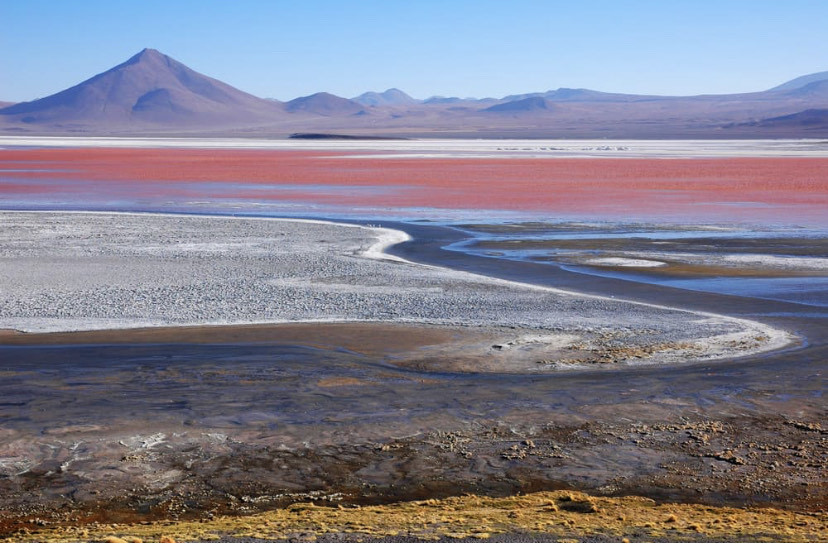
[1,0,826,102]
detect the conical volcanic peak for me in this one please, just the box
[123,48,166,64]
[0,48,283,129]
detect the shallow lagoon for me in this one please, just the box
[0,139,826,527]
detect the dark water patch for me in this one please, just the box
[660,275,828,307]
[751,311,828,318]
[439,220,828,309]
[560,266,828,308]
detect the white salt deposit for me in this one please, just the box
[585,257,668,268]
[0,211,794,369]
[1,136,825,158]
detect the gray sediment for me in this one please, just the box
[0,211,790,369]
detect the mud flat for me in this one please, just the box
[0,211,824,541]
[0,211,788,368]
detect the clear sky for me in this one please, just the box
[1,0,826,102]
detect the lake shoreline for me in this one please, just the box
[0,210,824,540]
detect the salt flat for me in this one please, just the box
[1,136,826,158]
[0,211,791,370]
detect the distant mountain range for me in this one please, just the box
[1,49,827,138]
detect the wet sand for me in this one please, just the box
[0,322,460,352]
[0,214,825,541]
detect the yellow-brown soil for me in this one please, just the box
[7,490,825,543]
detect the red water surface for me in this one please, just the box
[1,148,827,226]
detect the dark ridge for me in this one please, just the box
[736,108,828,130]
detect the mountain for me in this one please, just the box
[483,96,551,113]
[1,50,827,137]
[0,48,283,130]
[501,88,657,103]
[775,79,828,98]
[352,88,418,107]
[424,96,476,104]
[768,71,828,92]
[284,92,365,116]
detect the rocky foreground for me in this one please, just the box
[6,489,826,543]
